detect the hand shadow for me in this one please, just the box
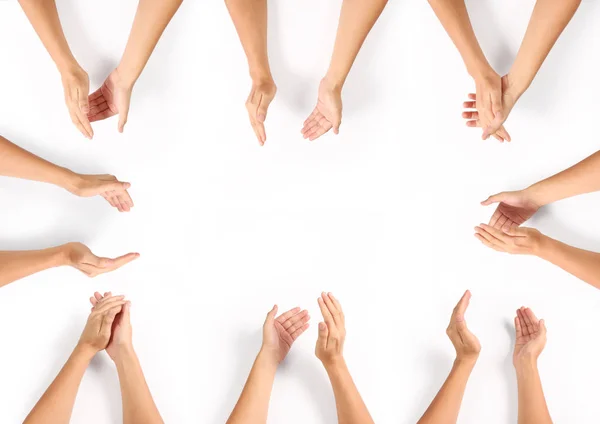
[286,353,337,424]
[502,320,518,424]
[212,329,262,423]
[403,349,454,424]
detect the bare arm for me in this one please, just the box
[323,359,374,424]
[0,246,67,289]
[23,346,94,424]
[227,351,277,424]
[17,0,93,138]
[116,347,164,424]
[508,0,582,97]
[515,360,553,424]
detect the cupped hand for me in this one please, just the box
[481,190,540,231]
[246,80,277,145]
[90,291,133,361]
[64,242,140,278]
[474,224,544,255]
[70,174,134,212]
[78,293,128,353]
[61,68,94,139]
[261,304,310,364]
[301,79,342,141]
[446,290,481,362]
[514,307,547,366]
[87,69,132,133]
[315,292,345,366]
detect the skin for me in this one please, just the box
[514,307,552,424]
[225,0,276,146]
[301,0,388,141]
[477,149,600,290]
[316,292,374,424]
[429,0,581,141]
[417,290,480,424]
[0,243,139,288]
[0,135,133,212]
[17,0,93,139]
[23,294,129,423]
[90,292,164,424]
[87,0,184,133]
[227,305,310,423]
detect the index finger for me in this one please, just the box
[452,290,471,322]
[317,296,335,329]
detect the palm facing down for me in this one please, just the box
[446,290,481,361]
[88,69,132,133]
[262,305,310,363]
[514,307,546,365]
[481,191,540,231]
[90,292,133,361]
[301,79,342,141]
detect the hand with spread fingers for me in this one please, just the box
[245,81,277,146]
[481,190,541,231]
[474,224,544,255]
[90,292,134,361]
[66,242,140,278]
[446,290,481,363]
[78,293,129,353]
[301,80,342,142]
[514,307,547,366]
[462,93,511,143]
[261,305,310,364]
[88,69,133,133]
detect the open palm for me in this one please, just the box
[514,307,547,365]
[481,190,540,231]
[262,306,310,364]
[301,80,342,141]
[88,69,132,133]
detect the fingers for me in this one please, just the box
[88,107,117,123]
[73,87,94,140]
[290,323,310,340]
[514,314,523,339]
[321,292,343,327]
[521,307,535,335]
[482,92,504,139]
[524,307,539,331]
[275,307,301,324]
[517,308,530,337]
[452,290,471,323]
[256,90,275,124]
[93,297,127,315]
[99,304,125,339]
[506,226,527,237]
[101,253,140,274]
[281,309,309,330]
[246,90,266,145]
[538,319,547,336]
[317,295,335,330]
[118,99,130,133]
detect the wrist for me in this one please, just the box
[57,168,83,194]
[504,69,531,99]
[322,356,347,372]
[532,233,553,258]
[73,343,97,362]
[467,60,495,81]
[249,68,274,85]
[514,355,538,374]
[114,64,138,91]
[321,73,344,93]
[113,344,137,366]
[256,348,280,370]
[454,355,479,369]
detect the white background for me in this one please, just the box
[1,0,600,423]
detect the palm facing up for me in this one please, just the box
[90,292,133,361]
[88,69,132,133]
[69,174,134,212]
[446,290,481,361]
[65,242,140,278]
[481,190,540,231]
[514,307,547,365]
[262,305,310,364]
[301,79,342,141]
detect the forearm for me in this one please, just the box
[225,0,271,82]
[515,359,553,424]
[325,0,388,89]
[117,0,183,88]
[24,345,93,424]
[427,0,491,78]
[0,136,79,191]
[115,347,163,424]
[526,150,600,205]
[417,359,475,424]
[324,359,374,424]
[227,350,277,424]
[18,0,80,74]
[0,246,69,288]
[536,236,600,290]
[509,0,581,95]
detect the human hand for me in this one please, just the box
[261,304,310,364]
[69,174,134,212]
[245,80,277,146]
[90,292,133,361]
[446,290,481,363]
[61,68,93,139]
[481,190,540,231]
[87,69,133,133]
[77,293,129,354]
[513,307,547,366]
[62,242,140,277]
[462,71,511,142]
[474,224,545,255]
[301,79,342,141]
[315,292,345,366]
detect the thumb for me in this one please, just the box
[118,101,130,133]
[539,319,547,335]
[122,301,131,324]
[102,180,131,193]
[100,306,122,339]
[333,117,341,135]
[264,305,278,325]
[256,94,274,124]
[505,226,526,237]
[481,192,506,206]
[317,322,328,348]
